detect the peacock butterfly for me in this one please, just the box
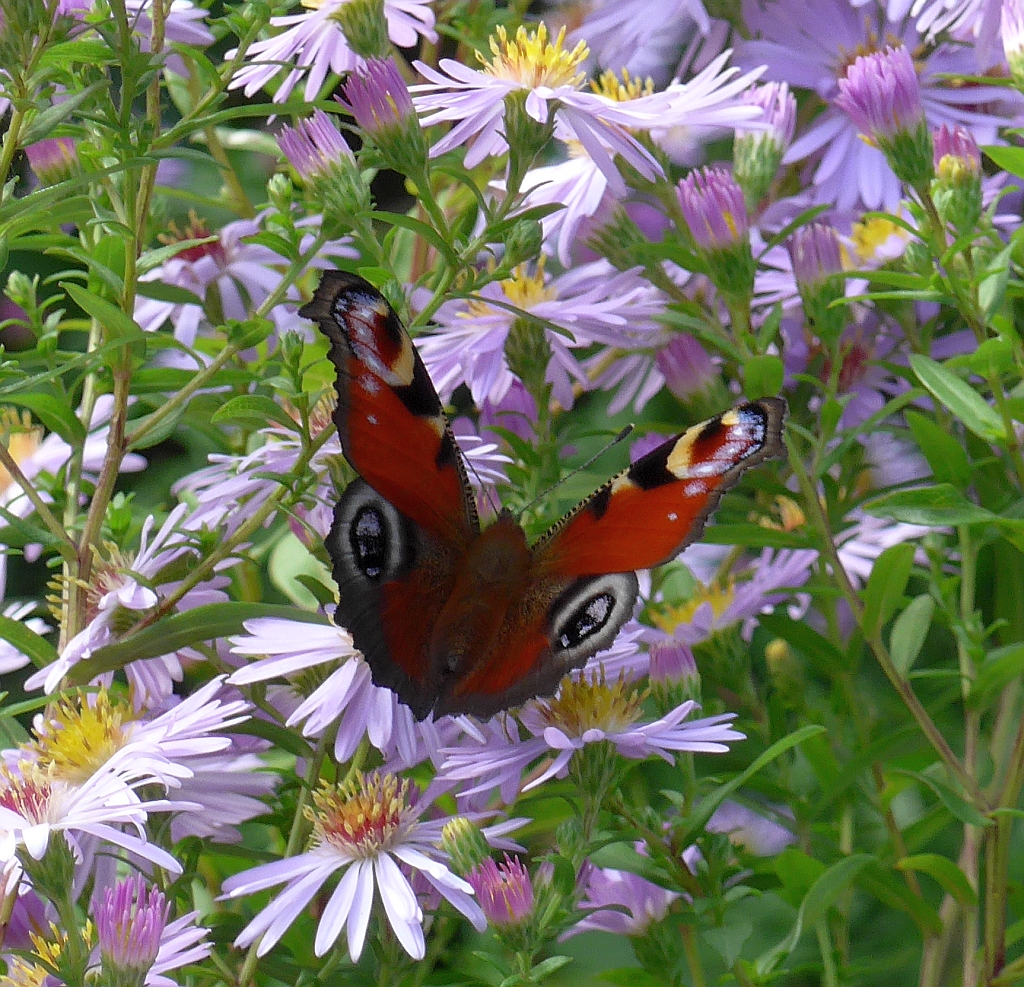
[301,270,786,720]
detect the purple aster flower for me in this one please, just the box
[277,109,354,182]
[914,0,1003,66]
[567,862,679,936]
[678,166,749,250]
[411,23,665,196]
[24,137,78,185]
[655,334,719,403]
[932,123,983,231]
[706,800,796,855]
[25,505,235,704]
[1006,0,1024,78]
[440,676,743,800]
[835,46,933,189]
[786,222,847,336]
[467,854,535,927]
[135,212,356,345]
[734,81,797,206]
[646,547,817,649]
[737,0,1022,210]
[229,617,447,768]
[568,0,710,85]
[416,260,660,410]
[96,874,170,980]
[222,773,486,960]
[339,55,429,178]
[226,0,435,103]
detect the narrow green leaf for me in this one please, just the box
[865,484,997,527]
[906,411,973,491]
[63,282,145,346]
[683,724,825,840]
[3,392,85,444]
[756,854,874,976]
[983,144,1024,179]
[0,616,58,668]
[372,211,460,267]
[71,603,329,685]
[898,854,977,905]
[743,354,785,399]
[890,595,935,676]
[909,353,1006,441]
[893,769,991,827]
[979,246,1011,323]
[862,542,916,638]
[969,642,1024,708]
[211,395,298,431]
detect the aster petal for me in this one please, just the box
[375,854,425,959]
[315,860,361,958]
[346,858,376,960]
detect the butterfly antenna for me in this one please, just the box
[518,424,634,520]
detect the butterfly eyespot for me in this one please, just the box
[548,572,639,666]
[330,479,412,587]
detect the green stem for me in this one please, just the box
[787,434,986,809]
[680,923,707,987]
[0,442,76,555]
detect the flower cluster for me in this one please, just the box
[2,0,1022,983]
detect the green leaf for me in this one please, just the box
[898,854,977,905]
[862,542,916,639]
[906,411,973,491]
[892,769,991,827]
[979,246,1011,323]
[372,211,460,268]
[63,282,145,359]
[211,395,298,431]
[703,915,753,968]
[743,354,785,399]
[864,484,995,527]
[889,595,935,676]
[683,724,825,841]
[2,392,85,445]
[71,603,329,685]
[0,616,58,668]
[908,353,1006,441]
[983,145,1024,179]
[19,83,106,143]
[755,854,874,976]
[969,642,1024,708]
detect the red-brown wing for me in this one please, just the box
[300,270,477,544]
[534,399,786,577]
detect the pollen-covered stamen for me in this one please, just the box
[591,68,654,103]
[538,672,645,735]
[463,262,557,321]
[308,772,415,858]
[0,760,56,823]
[0,409,43,495]
[158,212,226,266]
[30,691,128,784]
[479,23,589,91]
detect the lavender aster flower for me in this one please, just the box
[225,0,435,103]
[222,773,486,960]
[835,46,933,190]
[567,863,679,936]
[24,137,78,185]
[467,855,535,927]
[734,81,797,207]
[737,0,1020,210]
[278,109,354,182]
[787,222,846,337]
[96,874,170,981]
[932,123,983,231]
[1006,0,1024,81]
[441,676,743,800]
[411,23,664,196]
[340,57,428,176]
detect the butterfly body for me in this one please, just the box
[301,271,786,720]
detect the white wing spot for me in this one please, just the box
[367,414,378,425]
[667,511,678,522]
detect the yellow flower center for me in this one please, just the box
[538,672,644,735]
[309,772,414,858]
[0,760,56,823]
[480,23,589,91]
[850,215,909,264]
[464,262,557,322]
[650,578,736,634]
[0,410,42,495]
[31,691,128,784]
[591,68,654,102]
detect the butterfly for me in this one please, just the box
[300,271,786,720]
